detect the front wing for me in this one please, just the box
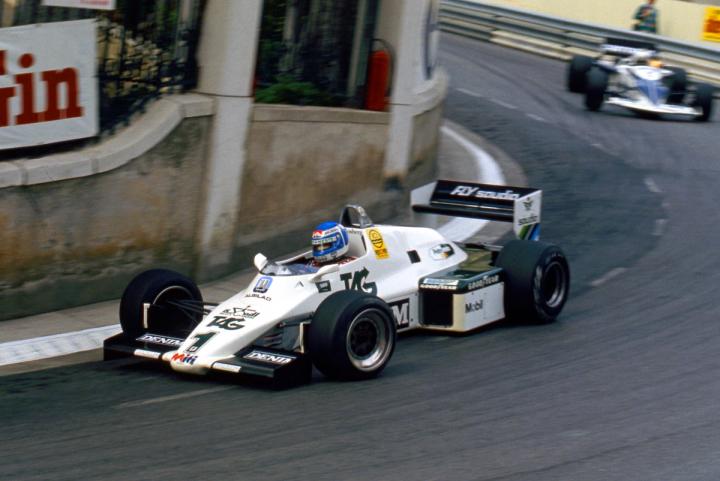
[103,333,312,385]
[606,96,700,117]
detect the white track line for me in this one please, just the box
[590,267,627,288]
[653,219,667,236]
[644,177,662,194]
[1,126,505,367]
[526,112,548,123]
[489,98,518,110]
[438,125,505,242]
[115,386,233,409]
[456,87,484,98]
[0,325,121,367]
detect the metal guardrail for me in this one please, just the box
[440,0,720,86]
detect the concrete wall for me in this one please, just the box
[476,0,717,45]
[229,105,394,266]
[0,97,213,320]
[0,93,443,321]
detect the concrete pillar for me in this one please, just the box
[194,0,263,279]
[377,0,442,184]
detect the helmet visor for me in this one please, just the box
[312,235,338,255]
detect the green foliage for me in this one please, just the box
[255,75,337,106]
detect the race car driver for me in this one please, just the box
[311,221,353,265]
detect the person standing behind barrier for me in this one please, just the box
[633,0,658,33]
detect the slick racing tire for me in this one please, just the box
[495,240,570,324]
[693,83,714,122]
[665,67,687,104]
[585,68,608,112]
[567,55,593,93]
[308,290,397,381]
[119,269,203,339]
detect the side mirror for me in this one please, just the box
[309,263,339,282]
[253,253,268,272]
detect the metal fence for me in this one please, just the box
[2,0,203,136]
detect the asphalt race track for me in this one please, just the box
[3,34,720,481]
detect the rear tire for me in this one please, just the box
[308,290,397,380]
[119,269,203,339]
[495,240,570,324]
[567,55,593,93]
[693,83,714,122]
[585,68,608,112]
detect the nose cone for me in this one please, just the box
[168,351,208,374]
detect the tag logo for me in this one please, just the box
[340,268,377,295]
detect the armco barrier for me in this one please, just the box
[440,0,720,89]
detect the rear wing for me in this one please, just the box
[602,37,657,57]
[411,180,541,240]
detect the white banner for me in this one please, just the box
[42,0,116,10]
[0,20,97,150]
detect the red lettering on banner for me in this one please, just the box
[0,87,14,127]
[14,72,39,125]
[41,68,83,121]
[0,50,84,128]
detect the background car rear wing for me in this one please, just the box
[411,180,541,240]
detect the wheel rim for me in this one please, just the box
[542,261,568,309]
[346,308,391,372]
[151,286,198,335]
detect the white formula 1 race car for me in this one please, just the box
[567,38,714,121]
[104,180,570,386]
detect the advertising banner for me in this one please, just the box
[42,0,116,10]
[702,7,720,42]
[0,19,97,150]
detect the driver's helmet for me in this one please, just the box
[312,221,349,263]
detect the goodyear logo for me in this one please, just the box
[367,228,389,260]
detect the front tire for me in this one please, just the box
[694,83,714,122]
[567,55,593,93]
[665,67,687,104]
[119,269,203,339]
[308,290,397,380]
[585,68,608,112]
[495,240,570,324]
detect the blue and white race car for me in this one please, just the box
[104,180,570,386]
[567,38,714,121]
